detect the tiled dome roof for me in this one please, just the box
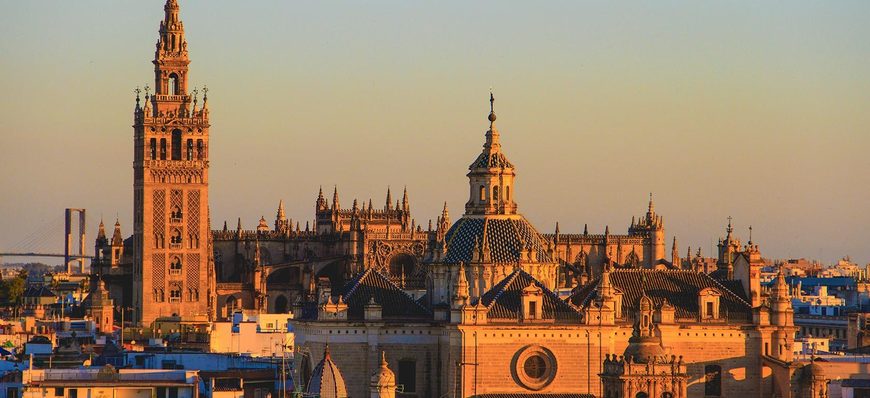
[470,151,514,169]
[307,345,348,398]
[444,216,553,264]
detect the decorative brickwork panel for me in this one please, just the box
[152,253,165,294]
[187,253,200,289]
[187,189,200,245]
[170,189,183,220]
[153,189,165,233]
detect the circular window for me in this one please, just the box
[512,345,557,391]
[523,355,547,379]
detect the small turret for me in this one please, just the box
[111,219,124,246]
[370,351,397,398]
[275,200,288,231]
[401,187,409,212]
[316,186,328,212]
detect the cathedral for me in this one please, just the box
[91,1,831,397]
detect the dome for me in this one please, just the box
[370,351,396,387]
[443,216,553,264]
[623,334,666,364]
[307,345,348,398]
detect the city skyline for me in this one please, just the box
[2,1,869,264]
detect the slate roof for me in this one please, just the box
[444,216,553,264]
[570,269,753,321]
[297,268,432,322]
[479,268,581,323]
[23,286,56,298]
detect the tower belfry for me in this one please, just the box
[133,0,213,325]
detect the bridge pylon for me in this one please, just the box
[65,208,87,274]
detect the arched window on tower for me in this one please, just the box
[171,129,182,160]
[506,186,511,202]
[479,185,486,202]
[149,138,157,160]
[196,139,204,160]
[186,139,193,160]
[160,139,167,160]
[168,73,179,95]
[493,185,500,202]
[170,256,182,275]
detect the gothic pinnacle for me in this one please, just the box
[385,187,392,211]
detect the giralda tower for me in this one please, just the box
[133,0,213,325]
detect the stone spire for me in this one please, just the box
[96,219,107,243]
[453,263,469,308]
[671,236,680,268]
[385,187,392,211]
[111,219,124,246]
[332,186,340,211]
[401,187,409,212]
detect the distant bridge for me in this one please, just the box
[0,253,92,259]
[0,209,90,273]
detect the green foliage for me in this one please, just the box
[0,272,27,306]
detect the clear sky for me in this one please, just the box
[1,1,868,265]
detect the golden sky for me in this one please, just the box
[1,1,868,264]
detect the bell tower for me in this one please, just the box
[133,0,213,325]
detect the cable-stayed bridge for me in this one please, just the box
[0,209,91,274]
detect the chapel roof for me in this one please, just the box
[299,268,431,321]
[569,269,752,321]
[479,268,581,323]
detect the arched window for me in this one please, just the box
[169,256,182,275]
[635,393,648,398]
[171,129,182,160]
[493,185,500,202]
[170,229,182,248]
[705,364,722,396]
[149,138,157,160]
[186,139,193,160]
[661,393,674,398]
[196,139,204,160]
[168,73,179,95]
[169,286,181,302]
[506,185,510,201]
[479,185,486,202]
[160,139,167,160]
